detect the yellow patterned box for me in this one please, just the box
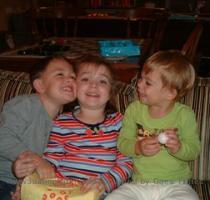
[21,173,100,200]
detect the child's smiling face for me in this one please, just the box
[137,68,174,107]
[76,64,112,110]
[36,58,77,105]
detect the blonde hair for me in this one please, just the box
[143,50,195,100]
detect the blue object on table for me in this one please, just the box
[98,40,141,57]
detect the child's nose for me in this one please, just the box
[89,80,97,87]
[66,76,75,83]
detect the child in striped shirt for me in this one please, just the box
[42,55,133,199]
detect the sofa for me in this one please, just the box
[0,68,209,199]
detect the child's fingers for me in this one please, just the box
[21,156,36,164]
[141,137,159,147]
[166,133,180,146]
[15,158,36,168]
[10,191,21,200]
[165,128,178,137]
[36,160,55,179]
[164,129,181,154]
[80,178,94,192]
[37,169,55,179]
[81,178,105,194]
[15,163,36,178]
[17,151,35,159]
[164,129,180,144]
[140,137,161,156]
[13,156,36,174]
[166,138,180,149]
[10,182,22,200]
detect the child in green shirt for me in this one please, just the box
[106,50,200,200]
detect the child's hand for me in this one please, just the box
[80,178,105,195]
[12,151,37,178]
[135,136,161,156]
[164,128,181,154]
[11,181,22,200]
[35,158,55,179]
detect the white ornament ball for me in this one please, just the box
[158,132,168,144]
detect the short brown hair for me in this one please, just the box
[29,55,74,90]
[143,50,195,100]
[75,54,115,80]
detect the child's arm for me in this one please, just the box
[0,101,31,163]
[11,181,21,200]
[81,177,105,195]
[166,108,200,160]
[34,156,55,179]
[42,123,66,178]
[164,128,181,154]
[99,151,133,193]
[118,101,162,157]
[13,151,55,179]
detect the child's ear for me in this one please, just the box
[167,88,177,101]
[33,79,45,94]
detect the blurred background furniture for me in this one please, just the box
[8,9,39,46]
[0,37,152,83]
[1,5,209,77]
[181,22,203,69]
[36,7,61,38]
[0,32,9,53]
[119,7,170,60]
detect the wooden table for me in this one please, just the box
[0,37,152,83]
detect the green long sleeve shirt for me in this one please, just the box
[117,100,200,182]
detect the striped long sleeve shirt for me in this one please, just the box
[44,111,133,193]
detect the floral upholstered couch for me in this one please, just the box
[0,69,209,199]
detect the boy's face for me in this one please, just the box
[36,58,76,105]
[137,69,175,107]
[76,64,112,110]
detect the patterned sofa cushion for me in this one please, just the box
[113,75,138,113]
[181,78,210,181]
[0,69,33,111]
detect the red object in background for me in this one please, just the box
[56,38,66,45]
[90,0,101,8]
[123,0,129,7]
